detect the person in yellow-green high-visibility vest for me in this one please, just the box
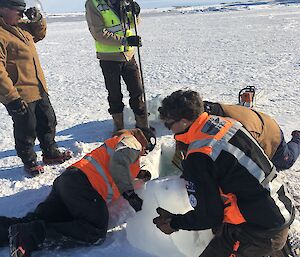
[85,0,148,131]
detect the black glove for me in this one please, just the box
[6,98,27,115]
[125,1,140,15]
[126,35,142,47]
[122,190,143,212]
[153,207,178,235]
[25,7,42,21]
[132,2,140,15]
[136,169,151,182]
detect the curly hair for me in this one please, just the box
[158,90,204,121]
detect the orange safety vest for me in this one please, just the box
[70,132,141,203]
[175,113,246,225]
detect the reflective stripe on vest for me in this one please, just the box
[184,114,291,225]
[91,0,134,53]
[184,115,247,224]
[187,120,273,190]
[70,132,141,203]
[106,24,123,33]
[83,155,114,202]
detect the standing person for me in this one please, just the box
[0,128,156,257]
[85,0,148,131]
[0,0,71,175]
[154,90,294,257]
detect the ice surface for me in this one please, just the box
[0,3,299,257]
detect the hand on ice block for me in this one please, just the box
[153,207,178,235]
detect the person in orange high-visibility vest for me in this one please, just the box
[153,90,294,257]
[0,128,156,257]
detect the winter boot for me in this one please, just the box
[135,114,148,129]
[112,113,124,132]
[0,217,22,246]
[24,161,44,176]
[0,213,40,246]
[42,149,72,165]
[291,130,300,144]
[9,221,46,257]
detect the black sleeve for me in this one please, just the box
[170,153,224,231]
[204,101,225,116]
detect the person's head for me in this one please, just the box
[0,0,26,25]
[158,90,204,134]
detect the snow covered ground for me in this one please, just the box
[0,2,300,256]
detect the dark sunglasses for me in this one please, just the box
[164,120,178,130]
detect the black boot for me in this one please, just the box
[0,217,21,246]
[42,149,72,165]
[9,221,46,257]
[23,160,44,176]
[0,213,40,247]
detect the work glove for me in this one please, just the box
[25,7,42,22]
[136,169,151,182]
[126,35,142,47]
[153,207,178,235]
[126,1,140,16]
[6,98,28,115]
[122,190,143,212]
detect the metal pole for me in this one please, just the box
[128,0,149,128]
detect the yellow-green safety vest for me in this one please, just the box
[92,0,134,53]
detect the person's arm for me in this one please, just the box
[19,11,47,43]
[85,0,124,46]
[28,18,47,42]
[0,41,20,104]
[170,153,224,231]
[109,135,142,194]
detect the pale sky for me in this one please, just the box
[41,0,248,13]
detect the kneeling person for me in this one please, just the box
[155,90,294,257]
[0,128,156,257]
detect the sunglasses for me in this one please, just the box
[164,120,178,130]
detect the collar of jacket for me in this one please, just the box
[0,17,29,44]
[175,112,209,145]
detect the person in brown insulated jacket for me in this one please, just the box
[0,0,71,175]
[173,100,300,172]
[203,102,300,171]
[85,0,148,131]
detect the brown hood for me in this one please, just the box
[113,128,148,148]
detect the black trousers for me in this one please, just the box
[200,223,289,257]
[100,57,146,115]
[34,168,108,243]
[6,92,57,164]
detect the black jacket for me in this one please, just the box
[170,114,294,232]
